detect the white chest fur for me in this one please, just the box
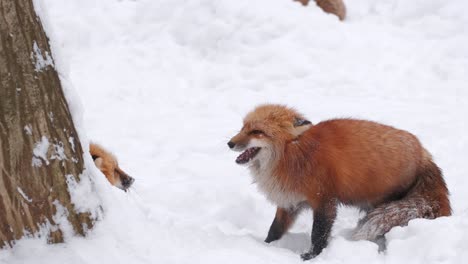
[249,161,306,208]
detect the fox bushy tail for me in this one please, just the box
[352,160,451,242]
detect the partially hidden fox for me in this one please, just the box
[294,0,346,21]
[90,143,134,191]
[228,104,451,260]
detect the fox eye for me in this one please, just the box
[249,130,264,135]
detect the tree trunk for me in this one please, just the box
[0,0,96,246]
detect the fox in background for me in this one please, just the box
[228,104,451,260]
[294,0,346,21]
[90,143,134,191]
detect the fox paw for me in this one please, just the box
[264,236,279,243]
[300,252,317,261]
[264,232,282,243]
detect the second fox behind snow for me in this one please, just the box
[228,104,451,260]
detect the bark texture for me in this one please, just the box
[0,0,94,246]
[294,0,346,21]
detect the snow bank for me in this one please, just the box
[1,0,467,263]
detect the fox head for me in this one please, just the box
[228,104,312,166]
[90,144,135,191]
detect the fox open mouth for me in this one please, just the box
[236,147,261,164]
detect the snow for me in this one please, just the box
[31,41,54,72]
[24,125,32,135]
[51,200,75,242]
[65,172,103,218]
[16,187,33,203]
[68,137,76,152]
[2,0,468,263]
[32,136,50,166]
[50,142,66,161]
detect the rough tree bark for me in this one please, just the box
[0,0,95,246]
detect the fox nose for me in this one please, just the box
[227,141,235,149]
[122,176,135,188]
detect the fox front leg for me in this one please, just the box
[301,201,337,260]
[265,205,304,243]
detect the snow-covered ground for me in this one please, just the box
[2,0,468,263]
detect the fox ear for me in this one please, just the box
[294,117,312,127]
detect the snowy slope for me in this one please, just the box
[2,0,468,263]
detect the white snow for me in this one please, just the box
[2,0,468,263]
[68,137,76,152]
[24,125,32,135]
[65,173,103,219]
[16,187,33,203]
[32,136,50,166]
[50,142,66,161]
[50,200,74,241]
[31,41,54,72]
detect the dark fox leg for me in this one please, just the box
[301,200,337,260]
[375,235,387,252]
[265,204,306,243]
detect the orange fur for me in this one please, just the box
[89,143,134,191]
[229,104,451,259]
[294,0,346,21]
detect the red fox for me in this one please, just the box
[89,143,134,191]
[228,104,451,260]
[294,0,346,21]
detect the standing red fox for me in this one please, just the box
[89,143,134,191]
[228,104,451,260]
